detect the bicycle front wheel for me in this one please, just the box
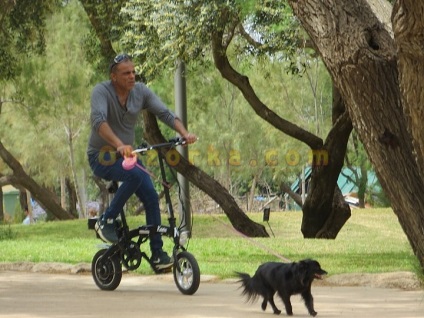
[92,249,122,291]
[173,251,200,295]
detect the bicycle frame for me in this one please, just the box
[131,137,191,252]
[90,138,200,294]
[91,138,190,273]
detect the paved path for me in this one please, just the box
[0,271,423,318]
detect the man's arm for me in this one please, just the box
[174,118,197,144]
[98,122,133,156]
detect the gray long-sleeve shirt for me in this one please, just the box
[87,81,177,155]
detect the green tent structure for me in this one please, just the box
[2,185,19,219]
[288,166,379,210]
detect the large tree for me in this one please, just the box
[286,0,424,268]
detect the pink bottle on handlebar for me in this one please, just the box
[122,156,138,170]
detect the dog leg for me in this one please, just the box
[278,292,293,316]
[261,298,267,311]
[268,295,282,315]
[301,290,317,316]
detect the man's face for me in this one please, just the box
[111,61,136,91]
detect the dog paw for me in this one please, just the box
[273,309,281,315]
[310,311,317,317]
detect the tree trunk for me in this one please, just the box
[357,165,368,208]
[393,0,424,179]
[60,176,66,209]
[0,186,3,222]
[142,111,269,237]
[18,190,28,217]
[247,174,258,212]
[302,111,353,238]
[66,178,78,217]
[288,0,424,269]
[0,141,74,220]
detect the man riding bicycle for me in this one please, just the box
[87,54,197,270]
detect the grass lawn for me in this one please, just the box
[0,208,421,279]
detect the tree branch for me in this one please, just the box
[211,29,323,150]
[280,182,303,207]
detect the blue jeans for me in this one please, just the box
[88,152,163,252]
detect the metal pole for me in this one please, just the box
[174,60,191,233]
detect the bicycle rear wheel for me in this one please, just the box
[92,249,122,291]
[173,251,200,295]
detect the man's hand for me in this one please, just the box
[117,145,134,157]
[174,119,197,145]
[183,133,197,144]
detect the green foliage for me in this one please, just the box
[0,0,60,81]
[119,0,225,79]
[240,0,300,55]
[117,0,303,81]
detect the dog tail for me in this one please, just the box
[235,272,260,303]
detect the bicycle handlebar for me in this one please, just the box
[132,137,187,155]
[122,137,188,172]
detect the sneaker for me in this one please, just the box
[150,250,173,270]
[95,215,119,244]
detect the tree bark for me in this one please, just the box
[288,0,424,268]
[142,111,269,237]
[0,141,74,220]
[393,1,424,180]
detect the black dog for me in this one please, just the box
[236,259,327,316]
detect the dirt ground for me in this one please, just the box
[1,264,423,318]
